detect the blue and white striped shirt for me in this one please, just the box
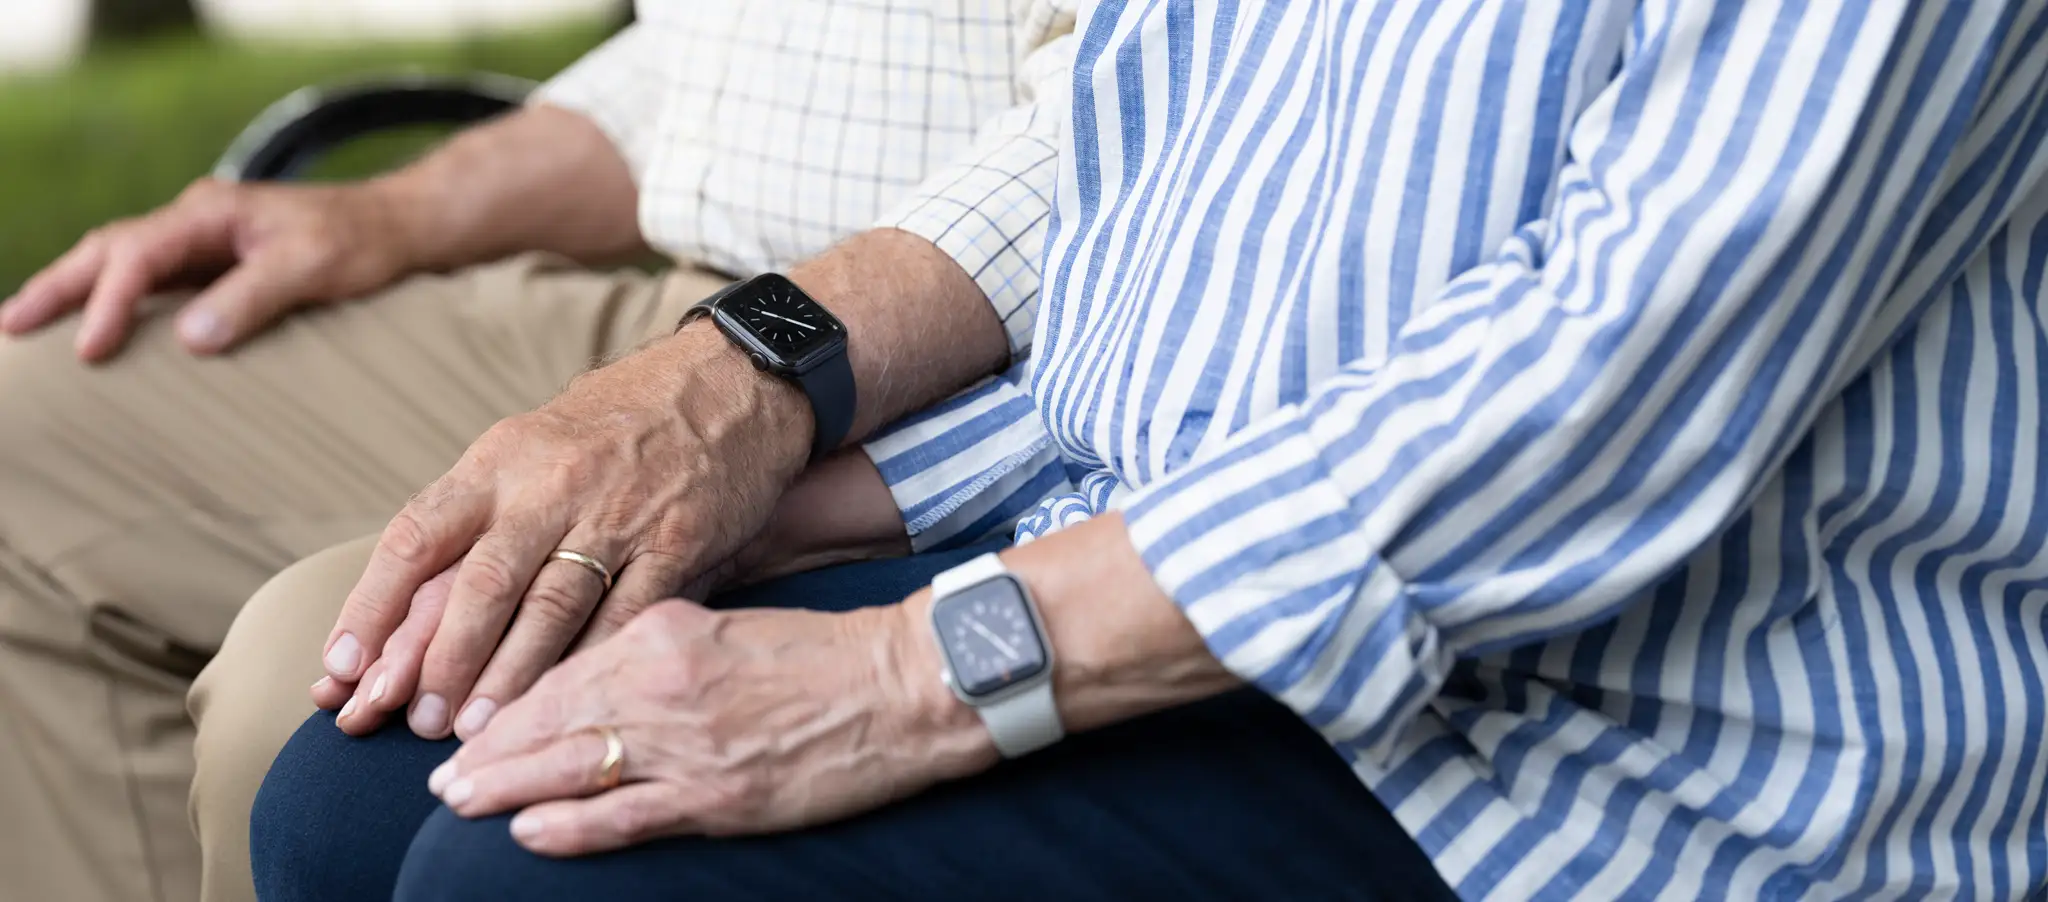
[867,1,2048,897]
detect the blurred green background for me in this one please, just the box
[0,21,609,293]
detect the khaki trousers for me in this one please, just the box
[0,255,721,902]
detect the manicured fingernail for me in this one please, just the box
[339,696,359,721]
[311,676,334,693]
[325,634,361,677]
[455,698,497,736]
[510,814,543,841]
[443,778,474,807]
[368,673,390,706]
[411,693,449,736]
[179,310,225,349]
[428,761,458,795]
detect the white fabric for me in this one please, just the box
[534,0,1076,356]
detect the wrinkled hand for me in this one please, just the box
[321,326,813,741]
[424,598,992,856]
[0,177,419,360]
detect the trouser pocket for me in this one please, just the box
[90,604,214,683]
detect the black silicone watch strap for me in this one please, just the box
[677,277,856,464]
[794,346,856,461]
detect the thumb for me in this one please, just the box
[176,254,308,354]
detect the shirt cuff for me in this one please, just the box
[1120,409,1448,755]
[874,126,1058,359]
[863,361,1071,552]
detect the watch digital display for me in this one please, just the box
[718,274,845,365]
[933,576,1048,699]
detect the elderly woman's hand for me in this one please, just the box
[422,597,995,856]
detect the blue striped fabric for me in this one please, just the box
[863,1,2048,896]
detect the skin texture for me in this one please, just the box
[426,511,1238,857]
[0,104,643,361]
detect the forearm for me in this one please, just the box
[371,104,644,273]
[889,513,1237,752]
[724,449,914,588]
[787,228,1011,442]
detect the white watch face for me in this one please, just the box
[933,576,1047,699]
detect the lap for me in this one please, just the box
[0,255,707,649]
[252,546,1455,902]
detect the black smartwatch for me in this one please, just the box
[679,273,855,462]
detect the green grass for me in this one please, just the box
[0,24,611,293]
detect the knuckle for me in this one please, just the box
[460,555,523,602]
[381,513,439,565]
[522,580,594,630]
[700,773,767,822]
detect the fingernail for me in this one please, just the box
[325,634,362,677]
[428,761,458,795]
[455,698,497,736]
[339,696,359,721]
[510,814,544,841]
[368,673,390,706]
[311,676,334,693]
[411,693,449,736]
[179,309,225,349]
[443,778,474,807]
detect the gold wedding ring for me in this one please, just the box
[594,725,627,791]
[548,549,614,592]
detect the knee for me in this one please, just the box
[393,810,558,902]
[251,711,453,902]
[189,537,379,890]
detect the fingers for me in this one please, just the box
[568,551,689,655]
[178,252,305,355]
[453,547,614,740]
[0,237,105,334]
[408,521,564,738]
[334,565,459,736]
[433,728,621,818]
[72,255,155,361]
[69,190,239,361]
[325,483,489,686]
[310,676,354,710]
[507,784,687,857]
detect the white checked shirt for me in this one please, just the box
[535,0,1076,354]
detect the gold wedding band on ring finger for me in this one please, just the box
[548,549,614,593]
[594,725,627,791]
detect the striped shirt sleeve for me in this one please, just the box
[1121,5,2037,756]
[865,360,1075,552]
[874,2,1078,358]
[861,2,1079,545]
[530,24,668,184]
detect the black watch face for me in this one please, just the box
[934,576,1048,699]
[721,274,844,365]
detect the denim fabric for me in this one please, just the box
[251,543,1454,901]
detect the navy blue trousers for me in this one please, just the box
[251,542,1457,901]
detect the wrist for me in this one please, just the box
[1003,515,1239,732]
[879,593,998,772]
[655,319,816,483]
[359,171,454,274]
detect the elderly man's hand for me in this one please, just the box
[421,597,994,856]
[320,321,816,740]
[0,177,420,361]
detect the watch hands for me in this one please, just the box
[969,621,1021,660]
[753,308,818,331]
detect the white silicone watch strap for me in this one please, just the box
[978,678,1063,758]
[929,551,1007,597]
[930,552,1065,758]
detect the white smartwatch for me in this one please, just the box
[928,552,1065,758]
